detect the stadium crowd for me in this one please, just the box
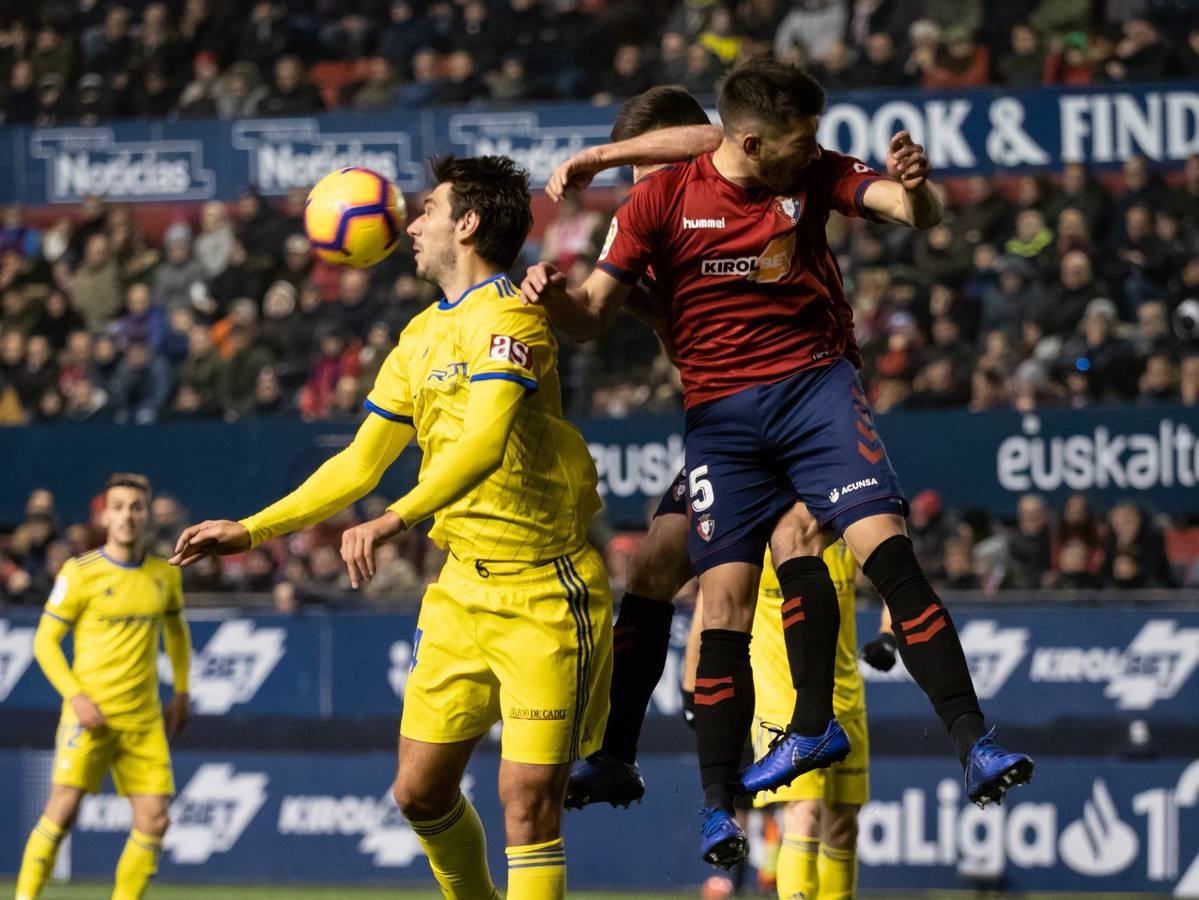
[0,475,1192,612]
[1,0,1199,118]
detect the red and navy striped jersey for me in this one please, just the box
[597,149,884,409]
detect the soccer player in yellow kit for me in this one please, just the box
[171,156,612,900]
[16,473,192,900]
[751,542,866,900]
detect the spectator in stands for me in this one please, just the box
[246,366,290,417]
[485,56,533,102]
[1041,30,1092,85]
[153,223,208,309]
[981,256,1042,336]
[299,324,359,420]
[855,32,913,86]
[30,290,84,352]
[353,58,399,109]
[997,24,1044,85]
[215,61,268,118]
[217,324,275,419]
[1066,297,1141,401]
[1034,250,1103,338]
[262,54,325,115]
[149,494,187,550]
[11,334,56,413]
[63,373,110,422]
[775,0,847,65]
[116,283,167,353]
[1007,494,1054,589]
[1181,353,1199,405]
[177,51,222,118]
[194,201,235,281]
[658,31,690,83]
[1105,502,1174,588]
[327,373,365,420]
[1004,209,1055,275]
[1054,207,1093,263]
[378,0,440,70]
[110,339,170,424]
[129,65,177,119]
[106,205,160,283]
[239,0,293,76]
[69,233,123,331]
[698,7,745,65]
[334,269,381,340]
[923,25,990,88]
[3,58,39,125]
[177,323,221,412]
[1105,18,1172,82]
[1138,352,1179,403]
[595,44,653,104]
[681,42,720,95]
[436,50,484,105]
[1046,163,1111,240]
[396,47,442,107]
[1,287,39,335]
[1052,538,1103,589]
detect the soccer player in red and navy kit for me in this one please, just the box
[524,60,1033,867]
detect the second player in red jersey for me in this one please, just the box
[596,149,883,407]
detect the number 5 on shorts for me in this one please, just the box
[689,465,715,512]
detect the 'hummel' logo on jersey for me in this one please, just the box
[683,216,726,230]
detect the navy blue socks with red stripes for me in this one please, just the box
[862,535,985,760]
[695,628,754,808]
[775,556,840,736]
[601,593,676,763]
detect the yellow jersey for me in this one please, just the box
[366,274,601,565]
[754,542,865,717]
[43,549,184,730]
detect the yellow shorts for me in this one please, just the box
[751,709,869,808]
[52,719,175,796]
[400,545,613,765]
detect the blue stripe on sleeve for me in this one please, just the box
[596,262,641,284]
[470,372,538,392]
[43,611,73,625]
[362,399,414,425]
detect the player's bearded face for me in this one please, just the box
[758,115,822,193]
[102,487,150,547]
[409,183,457,284]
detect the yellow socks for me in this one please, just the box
[505,837,566,900]
[112,829,162,900]
[409,793,500,900]
[816,844,856,899]
[15,816,65,900]
[776,833,819,900]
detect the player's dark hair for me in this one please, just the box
[717,59,825,134]
[430,155,533,270]
[611,86,711,141]
[105,472,151,497]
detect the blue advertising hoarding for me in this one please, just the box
[2,82,1196,205]
[3,607,1197,727]
[2,748,1198,894]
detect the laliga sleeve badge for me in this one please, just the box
[598,217,618,261]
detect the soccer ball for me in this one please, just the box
[304,167,406,269]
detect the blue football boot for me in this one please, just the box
[738,719,850,795]
[563,752,645,809]
[965,727,1035,808]
[700,806,748,869]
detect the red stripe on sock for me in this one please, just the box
[900,602,942,631]
[695,676,734,689]
[905,616,947,645]
[781,596,804,614]
[782,611,807,628]
[694,687,736,705]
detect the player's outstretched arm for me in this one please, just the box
[546,124,723,200]
[521,263,632,342]
[163,599,192,736]
[34,614,106,730]
[339,378,525,588]
[861,130,942,229]
[170,413,414,567]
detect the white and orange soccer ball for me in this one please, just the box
[304,166,406,268]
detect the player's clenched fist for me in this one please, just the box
[169,520,251,567]
[341,510,405,589]
[545,148,605,201]
[520,262,569,306]
[886,130,931,190]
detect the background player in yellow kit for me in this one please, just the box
[16,473,192,900]
[171,156,611,900]
[751,541,866,900]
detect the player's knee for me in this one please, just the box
[783,800,820,838]
[502,787,562,844]
[770,504,823,561]
[140,808,170,837]
[820,804,860,850]
[45,786,83,830]
[392,774,456,823]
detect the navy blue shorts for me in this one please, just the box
[654,468,689,518]
[684,358,908,574]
